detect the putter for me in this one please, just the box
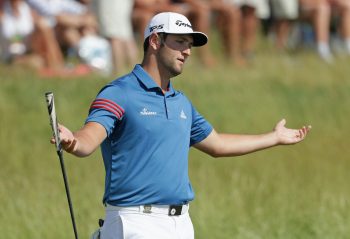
[45,92,79,239]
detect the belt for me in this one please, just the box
[106,203,189,216]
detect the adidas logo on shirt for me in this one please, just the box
[180,110,187,119]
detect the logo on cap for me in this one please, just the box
[149,24,164,33]
[175,20,192,29]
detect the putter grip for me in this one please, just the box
[45,92,62,153]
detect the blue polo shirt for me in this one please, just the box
[86,64,213,206]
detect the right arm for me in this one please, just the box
[52,122,107,157]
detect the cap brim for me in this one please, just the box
[145,31,208,47]
[191,32,208,47]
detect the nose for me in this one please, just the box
[182,46,191,56]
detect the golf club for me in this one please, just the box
[45,92,79,239]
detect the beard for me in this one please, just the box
[167,64,182,78]
[158,49,184,78]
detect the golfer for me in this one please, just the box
[53,12,311,239]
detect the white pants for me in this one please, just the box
[101,204,194,239]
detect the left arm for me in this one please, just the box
[194,119,311,157]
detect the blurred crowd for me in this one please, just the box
[1,0,350,77]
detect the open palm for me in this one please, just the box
[274,119,311,145]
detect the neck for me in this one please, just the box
[141,57,171,93]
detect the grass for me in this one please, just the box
[1,41,350,238]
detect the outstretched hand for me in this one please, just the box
[274,119,311,145]
[50,124,77,153]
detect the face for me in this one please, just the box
[157,34,193,78]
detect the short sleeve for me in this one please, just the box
[85,84,126,137]
[190,105,213,146]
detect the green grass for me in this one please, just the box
[1,44,350,238]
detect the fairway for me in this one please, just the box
[1,45,350,238]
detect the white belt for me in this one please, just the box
[106,203,189,216]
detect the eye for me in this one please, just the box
[176,40,193,49]
[186,42,193,50]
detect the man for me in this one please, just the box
[132,0,215,66]
[52,12,311,239]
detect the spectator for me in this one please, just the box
[221,0,270,62]
[0,0,40,67]
[0,0,69,76]
[33,13,66,71]
[77,15,112,74]
[26,0,97,57]
[209,0,245,65]
[91,0,138,74]
[300,0,350,62]
[269,0,299,50]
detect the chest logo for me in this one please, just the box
[180,110,187,119]
[140,108,157,116]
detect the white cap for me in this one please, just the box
[144,12,208,47]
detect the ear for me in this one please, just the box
[149,33,160,50]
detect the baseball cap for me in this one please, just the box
[144,12,208,47]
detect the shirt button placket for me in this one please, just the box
[164,96,169,119]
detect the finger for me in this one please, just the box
[278,118,286,127]
[296,129,303,139]
[300,126,311,138]
[58,124,68,134]
[302,126,310,136]
[58,124,63,132]
[61,137,72,145]
[65,138,77,153]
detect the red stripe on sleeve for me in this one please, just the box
[90,99,124,118]
[90,105,122,118]
[93,99,125,114]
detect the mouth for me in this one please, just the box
[177,58,185,64]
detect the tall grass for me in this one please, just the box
[1,44,350,238]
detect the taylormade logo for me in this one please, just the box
[140,108,157,116]
[175,20,192,29]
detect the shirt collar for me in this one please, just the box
[132,64,175,96]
